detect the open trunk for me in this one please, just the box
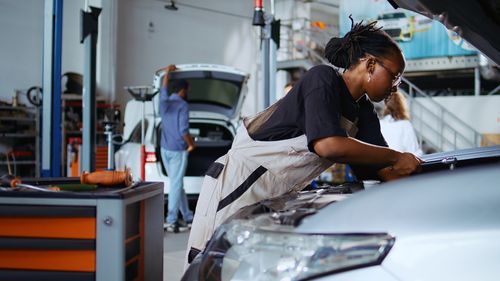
[156,121,234,176]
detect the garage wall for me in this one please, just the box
[114,0,261,117]
[0,0,113,105]
[0,0,44,105]
[432,96,500,134]
[61,0,116,101]
[0,0,261,116]
[1,0,495,137]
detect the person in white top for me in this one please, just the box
[380,91,423,156]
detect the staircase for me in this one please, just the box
[277,18,330,70]
[278,18,483,153]
[399,79,482,152]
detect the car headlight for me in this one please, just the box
[199,221,394,281]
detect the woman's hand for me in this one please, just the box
[378,152,422,181]
[392,152,422,176]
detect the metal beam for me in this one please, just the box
[260,11,277,110]
[405,56,479,72]
[41,0,63,177]
[80,6,101,173]
[474,67,481,96]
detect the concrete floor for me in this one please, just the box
[164,230,190,281]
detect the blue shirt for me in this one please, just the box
[160,86,189,151]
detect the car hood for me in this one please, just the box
[225,184,360,229]
[419,145,500,172]
[154,64,249,121]
[387,0,500,63]
[225,146,500,232]
[297,163,500,237]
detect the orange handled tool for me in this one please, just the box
[0,174,59,192]
[80,170,133,187]
[0,174,21,188]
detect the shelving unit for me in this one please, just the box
[0,96,121,177]
[62,94,121,176]
[0,105,39,177]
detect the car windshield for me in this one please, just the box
[127,119,148,142]
[167,75,242,108]
[177,78,241,109]
[378,12,406,20]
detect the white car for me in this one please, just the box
[181,0,500,278]
[376,11,413,42]
[116,64,249,199]
[182,147,500,281]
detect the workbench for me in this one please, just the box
[0,179,164,281]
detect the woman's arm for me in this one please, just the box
[313,136,421,177]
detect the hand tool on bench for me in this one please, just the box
[0,174,59,192]
[80,170,133,187]
[48,170,133,192]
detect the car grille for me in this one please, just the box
[385,28,402,38]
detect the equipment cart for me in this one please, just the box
[0,178,163,281]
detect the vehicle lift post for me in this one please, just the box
[103,122,116,170]
[125,86,158,181]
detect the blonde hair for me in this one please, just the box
[383,92,410,120]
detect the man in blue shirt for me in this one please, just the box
[160,64,195,233]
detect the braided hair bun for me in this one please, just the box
[325,15,400,70]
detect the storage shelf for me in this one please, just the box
[0,105,39,177]
[62,93,107,101]
[65,130,106,135]
[0,133,37,137]
[0,106,37,111]
[0,160,36,165]
[0,117,36,122]
[61,96,121,176]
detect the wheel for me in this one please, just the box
[27,86,42,107]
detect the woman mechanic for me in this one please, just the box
[186,19,422,263]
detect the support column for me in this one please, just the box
[261,26,271,109]
[474,66,481,96]
[80,6,101,173]
[41,0,63,177]
[256,1,278,110]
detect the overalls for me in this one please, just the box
[186,102,358,264]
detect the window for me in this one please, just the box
[128,120,148,143]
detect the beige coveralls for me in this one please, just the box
[186,104,358,264]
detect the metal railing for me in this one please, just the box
[277,18,332,66]
[400,78,482,151]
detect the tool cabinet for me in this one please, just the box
[0,179,163,281]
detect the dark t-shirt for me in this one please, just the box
[249,65,388,179]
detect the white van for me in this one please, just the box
[117,64,249,200]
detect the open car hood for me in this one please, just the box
[224,145,500,228]
[183,146,500,279]
[154,64,249,122]
[299,163,500,235]
[387,0,500,64]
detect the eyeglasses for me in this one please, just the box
[376,60,402,88]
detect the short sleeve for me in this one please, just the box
[304,86,348,152]
[159,86,169,116]
[178,102,189,135]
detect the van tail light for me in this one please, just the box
[145,151,157,163]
